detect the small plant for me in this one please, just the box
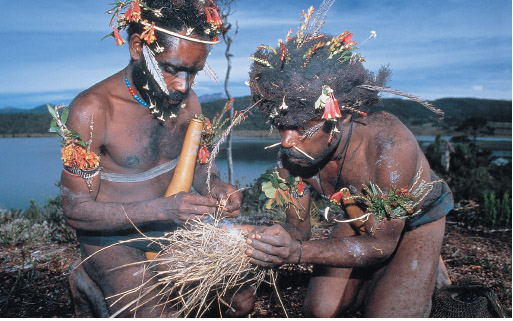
[483,190,511,227]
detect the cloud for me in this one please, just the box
[472,85,484,91]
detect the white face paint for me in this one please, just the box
[410,259,418,271]
[390,171,400,184]
[344,238,364,264]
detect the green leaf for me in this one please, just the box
[76,141,87,148]
[278,183,288,191]
[61,108,69,125]
[69,130,82,140]
[47,104,58,119]
[49,126,60,133]
[258,193,266,201]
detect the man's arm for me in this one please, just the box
[61,94,219,233]
[247,134,425,267]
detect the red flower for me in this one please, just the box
[198,145,210,164]
[329,191,343,205]
[113,27,125,46]
[297,180,304,196]
[205,0,223,30]
[342,32,353,45]
[124,0,142,22]
[322,96,342,120]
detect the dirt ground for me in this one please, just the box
[0,220,511,318]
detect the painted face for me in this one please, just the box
[279,120,341,168]
[133,34,209,116]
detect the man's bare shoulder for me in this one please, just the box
[66,75,120,140]
[362,111,416,144]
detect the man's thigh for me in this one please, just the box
[364,218,446,317]
[81,244,165,317]
[303,223,362,317]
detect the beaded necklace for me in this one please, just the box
[124,77,149,108]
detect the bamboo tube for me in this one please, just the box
[165,118,204,197]
[340,187,367,234]
[147,118,204,261]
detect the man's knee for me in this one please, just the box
[303,291,349,318]
[68,259,110,317]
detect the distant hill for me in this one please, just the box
[0,97,510,136]
[201,96,512,134]
[0,104,49,114]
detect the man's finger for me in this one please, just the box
[251,233,287,247]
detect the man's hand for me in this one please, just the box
[161,192,219,225]
[209,180,242,218]
[245,224,301,267]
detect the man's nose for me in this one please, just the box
[281,130,300,149]
[172,72,190,94]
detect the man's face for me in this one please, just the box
[133,35,209,115]
[279,120,341,169]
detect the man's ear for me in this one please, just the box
[129,34,144,61]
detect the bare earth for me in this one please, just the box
[0,220,511,317]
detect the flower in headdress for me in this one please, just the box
[198,145,210,164]
[124,0,142,22]
[315,85,342,120]
[113,27,125,46]
[342,32,353,45]
[205,0,223,30]
[141,21,157,44]
[322,95,342,120]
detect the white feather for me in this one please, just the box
[142,44,169,95]
[203,62,219,84]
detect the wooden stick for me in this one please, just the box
[264,142,281,149]
[293,146,314,160]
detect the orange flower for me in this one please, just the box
[124,0,142,22]
[61,143,99,170]
[198,145,210,164]
[322,96,342,120]
[141,21,157,44]
[113,27,125,46]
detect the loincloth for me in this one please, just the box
[406,170,454,228]
[77,224,178,252]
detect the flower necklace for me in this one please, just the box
[124,76,149,108]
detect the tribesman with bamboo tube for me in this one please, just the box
[56,0,249,317]
[243,2,454,318]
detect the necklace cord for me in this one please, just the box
[319,117,354,198]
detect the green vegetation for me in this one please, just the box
[1,97,510,136]
[0,190,75,247]
[426,135,511,227]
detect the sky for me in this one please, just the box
[1,0,511,109]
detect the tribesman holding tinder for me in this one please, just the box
[50,0,248,317]
[244,2,454,318]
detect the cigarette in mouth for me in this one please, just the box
[293,146,314,160]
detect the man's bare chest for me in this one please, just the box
[102,118,187,172]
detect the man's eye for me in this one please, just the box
[165,67,178,75]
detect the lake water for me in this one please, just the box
[1,136,510,210]
[0,137,279,210]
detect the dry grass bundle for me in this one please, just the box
[107,214,270,317]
